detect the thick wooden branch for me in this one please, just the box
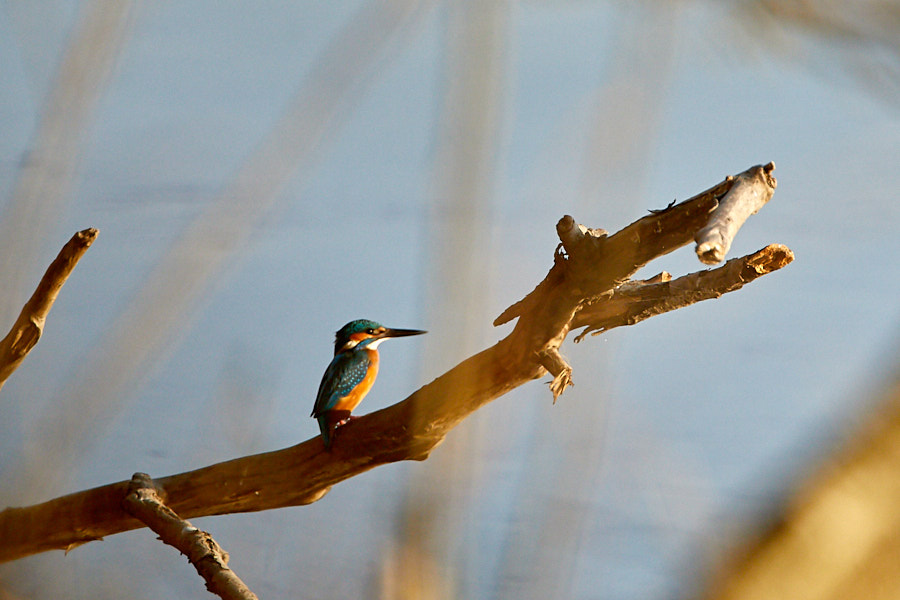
[0,228,98,391]
[123,473,258,600]
[0,342,537,563]
[0,165,790,564]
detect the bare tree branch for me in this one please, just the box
[572,243,794,341]
[123,473,258,600]
[0,228,98,391]
[0,165,790,564]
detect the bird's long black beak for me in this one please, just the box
[381,327,427,339]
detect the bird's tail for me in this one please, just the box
[316,410,351,449]
[317,415,333,449]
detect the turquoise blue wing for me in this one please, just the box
[311,351,371,417]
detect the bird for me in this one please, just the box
[311,319,426,449]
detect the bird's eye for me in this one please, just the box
[366,328,376,334]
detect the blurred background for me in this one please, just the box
[1,1,899,598]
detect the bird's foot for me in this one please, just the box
[334,415,356,428]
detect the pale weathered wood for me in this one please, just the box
[696,162,777,264]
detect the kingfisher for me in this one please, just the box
[311,319,426,449]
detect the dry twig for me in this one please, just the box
[0,228,98,391]
[124,473,258,600]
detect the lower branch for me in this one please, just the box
[124,473,258,600]
[572,244,794,340]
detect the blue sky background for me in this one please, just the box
[1,2,899,598]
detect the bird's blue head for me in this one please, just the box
[333,319,426,355]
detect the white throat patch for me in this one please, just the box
[365,337,387,350]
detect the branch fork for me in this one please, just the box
[497,162,783,403]
[124,473,259,600]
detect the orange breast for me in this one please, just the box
[331,350,379,413]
